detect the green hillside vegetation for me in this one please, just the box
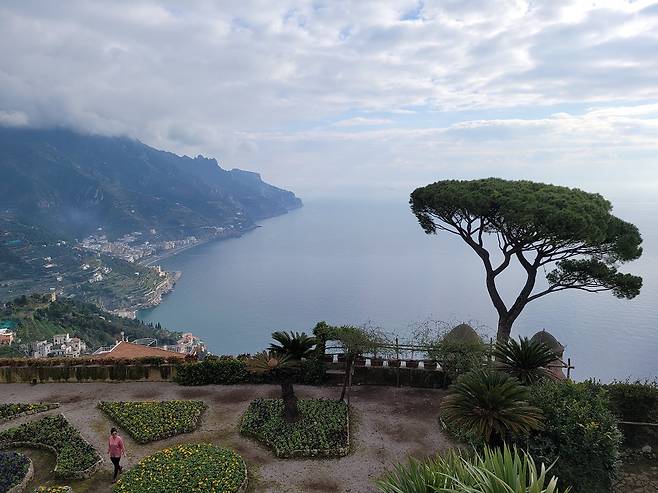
[1,294,179,351]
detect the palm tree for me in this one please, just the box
[248,351,301,422]
[441,369,544,446]
[269,331,316,360]
[494,337,558,385]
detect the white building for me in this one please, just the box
[53,333,70,346]
[32,340,53,358]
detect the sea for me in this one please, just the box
[139,198,658,382]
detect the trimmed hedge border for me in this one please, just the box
[0,415,103,479]
[7,456,33,493]
[0,404,60,424]
[97,400,207,444]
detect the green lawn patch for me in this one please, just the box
[0,414,101,478]
[240,398,349,458]
[113,443,247,493]
[0,403,59,423]
[98,400,207,443]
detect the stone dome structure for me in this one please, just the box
[443,323,482,345]
[531,329,565,357]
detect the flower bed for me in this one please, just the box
[0,403,59,423]
[0,451,30,493]
[98,400,207,443]
[113,443,247,493]
[240,399,349,458]
[0,415,102,479]
[33,487,72,493]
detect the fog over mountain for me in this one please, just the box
[1,1,657,199]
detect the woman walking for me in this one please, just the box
[107,427,126,483]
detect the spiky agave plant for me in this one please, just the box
[493,337,558,385]
[269,331,317,361]
[376,444,569,493]
[248,351,301,422]
[441,369,544,446]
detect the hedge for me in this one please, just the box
[524,380,622,493]
[175,356,326,386]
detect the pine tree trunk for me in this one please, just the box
[496,316,514,343]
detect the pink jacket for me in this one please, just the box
[108,435,125,458]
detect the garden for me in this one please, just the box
[0,414,101,478]
[240,398,349,458]
[0,403,59,423]
[113,443,247,493]
[98,400,207,443]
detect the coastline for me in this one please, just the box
[128,206,303,318]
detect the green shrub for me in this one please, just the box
[440,369,543,445]
[113,443,246,493]
[175,356,248,385]
[605,379,658,423]
[605,379,658,447]
[240,398,349,458]
[176,355,326,386]
[299,358,326,384]
[0,415,101,477]
[525,380,622,493]
[377,444,569,493]
[98,400,207,443]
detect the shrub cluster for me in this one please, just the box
[113,443,246,493]
[0,415,101,478]
[175,356,326,386]
[0,451,30,492]
[606,379,658,447]
[377,445,568,493]
[525,380,622,493]
[98,400,207,443]
[0,402,58,421]
[605,379,658,423]
[240,398,349,458]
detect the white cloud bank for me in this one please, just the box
[1,0,657,199]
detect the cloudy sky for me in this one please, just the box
[1,0,658,200]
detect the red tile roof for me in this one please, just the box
[96,341,187,360]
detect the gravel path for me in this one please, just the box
[0,383,453,493]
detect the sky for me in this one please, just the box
[1,0,658,201]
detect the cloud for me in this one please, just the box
[331,117,393,127]
[0,0,657,198]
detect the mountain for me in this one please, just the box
[0,127,301,239]
[0,127,302,310]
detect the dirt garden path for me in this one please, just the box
[0,383,454,493]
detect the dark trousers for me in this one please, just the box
[111,456,122,480]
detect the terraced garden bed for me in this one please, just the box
[0,415,102,479]
[113,443,247,493]
[0,403,59,423]
[240,398,349,458]
[98,400,207,443]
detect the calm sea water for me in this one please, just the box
[140,198,658,382]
